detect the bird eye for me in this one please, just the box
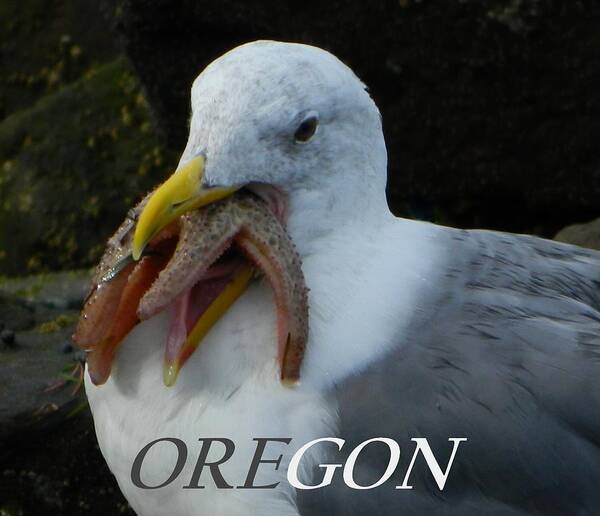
[294,114,319,143]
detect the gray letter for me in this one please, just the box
[238,438,292,489]
[131,437,187,489]
[183,438,235,489]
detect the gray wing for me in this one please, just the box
[299,229,600,516]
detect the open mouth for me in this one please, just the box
[73,187,308,388]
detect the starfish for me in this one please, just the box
[73,190,308,388]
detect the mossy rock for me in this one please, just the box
[0,57,177,275]
[0,0,119,119]
[555,218,600,251]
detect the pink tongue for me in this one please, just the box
[165,260,246,364]
[166,289,191,364]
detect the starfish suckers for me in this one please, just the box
[73,188,308,388]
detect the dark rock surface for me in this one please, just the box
[0,271,90,441]
[0,2,119,119]
[0,0,177,276]
[109,0,600,237]
[555,216,600,250]
[1,409,134,516]
[0,271,133,516]
[0,57,177,276]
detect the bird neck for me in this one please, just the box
[285,178,390,256]
[296,210,445,389]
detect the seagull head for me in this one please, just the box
[76,41,390,389]
[133,40,388,260]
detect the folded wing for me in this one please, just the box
[300,229,600,515]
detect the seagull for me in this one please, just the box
[78,40,600,515]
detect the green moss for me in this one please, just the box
[38,313,77,334]
[0,57,177,275]
[0,1,120,119]
[0,269,90,299]
[0,1,178,276]
[13,282,44,299]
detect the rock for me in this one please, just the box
[0,270,117,511]
[108,0,600,238]
[0,0,178,277]
[0,270,98,441]
[0,2,119,119]
[0,0,179,277]
[0,57,177,276]
[0,410,135,516]
[60,341,74,354]
[555,218,600,251]
[0,294,35,331]
[0,270,91,309]
[1,328,16,347]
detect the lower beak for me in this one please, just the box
[132,155,237,260]
[163,264,255,386]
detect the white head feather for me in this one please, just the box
[180,41,390,255]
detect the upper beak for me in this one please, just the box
[132,155,237,260]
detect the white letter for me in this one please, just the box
[343,437,400,490]
[287,438,344,489]
[396,437,467,491]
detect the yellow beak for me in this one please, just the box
[132,155,237,260]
